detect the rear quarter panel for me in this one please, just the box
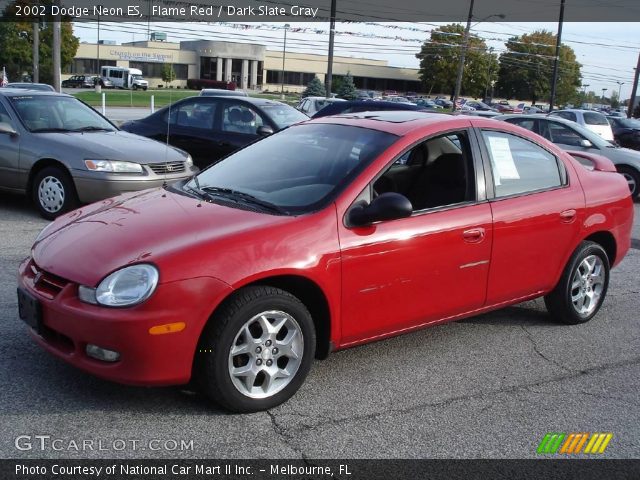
[567,152,633,267]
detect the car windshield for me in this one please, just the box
[9,95,116,133]
[552,119,614,149]
[260,104,309,128]
[185,123,397,214]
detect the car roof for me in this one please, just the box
[498,113,577,124]
[0,88,71,98]
[308,110,466,135]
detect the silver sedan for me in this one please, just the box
[498,114,640,199]
[0,89,197,219]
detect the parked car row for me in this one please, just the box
[62,75,114,89]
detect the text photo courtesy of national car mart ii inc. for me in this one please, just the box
[14,463,352,476]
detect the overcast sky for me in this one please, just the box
[74,21,640,100]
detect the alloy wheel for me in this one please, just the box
[228,310,304,399]
[570,254,605,316]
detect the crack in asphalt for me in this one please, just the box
[519,325,573,374]
[265,409,312,461]
[268,355,640,435]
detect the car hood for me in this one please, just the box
[31,188,291,286]
[603,146,640,166]
[35,130,186,164]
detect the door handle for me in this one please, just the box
[560,209,577,223]
[462,227,485,243]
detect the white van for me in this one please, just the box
[100,67,148,91]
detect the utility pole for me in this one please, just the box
[32,22,39,83]
[280,24,289,100]
[549,0,565,112]
[452,0,474,111]
[325,0,336,98]
[628,52,640,119]
[52,1,61,92]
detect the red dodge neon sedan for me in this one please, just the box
[18,112,634,412]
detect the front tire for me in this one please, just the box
[32,166,79,220]
[544,241,610,325]
[617,165,639,199]
[197,286,316,412]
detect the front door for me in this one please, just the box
[338,130,493,344]
[0,100,21,190]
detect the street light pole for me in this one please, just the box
[280,23,290,100]
[616,81,624,104]
[452,0,474,112]
[325,0,337,98]
[601,88,608,105]
[32,22,39,83]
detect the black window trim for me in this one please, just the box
[476,127,569,202]
[345,126,487,226]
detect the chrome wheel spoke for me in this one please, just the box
[571,254,605,316]
[228,310,304,399]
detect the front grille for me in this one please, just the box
[148,161,186,175]
[27,261,70,299]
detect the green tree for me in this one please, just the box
[496,30,581,105]
[161,64,176,87]
[0,1,79,84]
[610,91,620,109]
[337,71,357,100]
[302,75,325,97]
[415,24,498,98]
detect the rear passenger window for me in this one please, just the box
[0,101,12,125]
[583,112,608,126]
[481,131,563,198]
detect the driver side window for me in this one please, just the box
[372,131,476,212]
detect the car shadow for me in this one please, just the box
[0,191,41,220]
[2,299,559,417]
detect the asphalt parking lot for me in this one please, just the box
[0,193,639,460]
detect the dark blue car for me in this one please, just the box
[312,100,428,119]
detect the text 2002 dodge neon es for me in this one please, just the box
[18,112,633,412]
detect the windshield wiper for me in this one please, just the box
[30,127,74,133]
[200,186,289,215]
[69,126,114,132]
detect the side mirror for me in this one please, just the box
[0,122,18,136]
[257,125,274,136]
[580,139,593,148]
[347,192,413,227]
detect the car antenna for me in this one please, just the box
[162,86,173,188]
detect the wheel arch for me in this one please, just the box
[27,158,73,194]
[583,230,617,266]
[202,274,333,360]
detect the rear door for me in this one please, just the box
[216,100,273,160]
[165,97,219,168]
[475,126,584,304]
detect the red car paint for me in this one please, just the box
[18,114,634,386]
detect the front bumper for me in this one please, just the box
[18,257,231,386]
[72,166,198,204]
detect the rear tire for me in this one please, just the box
[32,166,79,220]
[544,241,610,325]
[196,286,315,412]
[616,165,639,199]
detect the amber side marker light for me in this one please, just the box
[149,322,186,335]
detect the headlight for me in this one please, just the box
[79,264,159,307]
[84,159,143,173]
[185,154,193,167]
